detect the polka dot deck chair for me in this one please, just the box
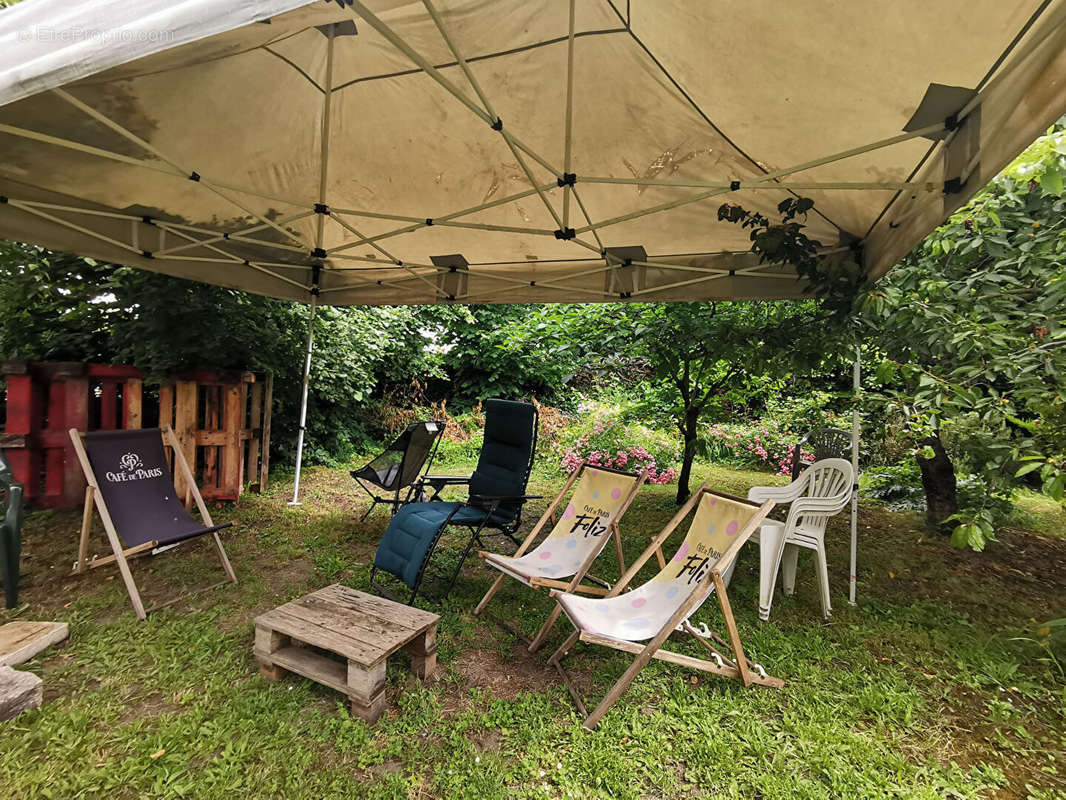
[474,462,648,652]
[548,484,780,729]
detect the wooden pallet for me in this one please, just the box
[253,585,439,722]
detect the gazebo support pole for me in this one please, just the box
[849,346,861,605]
[289,292,318,506]
[290,24,336,507]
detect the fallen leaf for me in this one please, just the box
[149,749,165,759]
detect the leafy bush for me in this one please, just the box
[702,420,810,475]
[862,462,925,511]
[555,401,679,484]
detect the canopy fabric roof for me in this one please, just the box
[1,0,1065,306]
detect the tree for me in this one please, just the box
[857,120,1066,548]
[0,243,439,464]
[637,302,840,503]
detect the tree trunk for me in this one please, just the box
[916,432,958,530]
[675,410,700,505]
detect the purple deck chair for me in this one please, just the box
[69,426,237,620]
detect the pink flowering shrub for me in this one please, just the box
[703,420,812,476]
[557,406,679,484]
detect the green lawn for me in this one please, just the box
[2,462,1064,799]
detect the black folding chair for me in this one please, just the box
[351,420,444,521]
[370,399,539,604]
[790,427,851,480]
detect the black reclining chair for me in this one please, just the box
[351,420,444,521]
[370,399,538,604]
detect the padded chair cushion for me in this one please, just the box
[467,399,537,523]
[374,501,511,588]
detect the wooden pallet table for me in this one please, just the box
[253,584,439,722]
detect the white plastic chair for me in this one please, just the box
[746,458,854,620]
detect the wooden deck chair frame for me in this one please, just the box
[548,484,781,729]
[474,462,648,652]
[69,426,238,620]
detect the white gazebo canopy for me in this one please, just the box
[2,0,1064,599]
[1,0,1065,306]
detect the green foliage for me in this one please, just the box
[718,196,865,313]
[0,244,437,465]
[554,398,679,483]
[858,120,1066,548]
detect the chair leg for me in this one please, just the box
[780,543,800,596]
[359,501,377,523]
[474,573,506,615]
[758,526,784,621]
[528,605,563,653]
[815,540,832,618]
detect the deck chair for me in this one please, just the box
[0,450,24,609]
[474,463,647,652]
[370,399,538,604]
[549,485,779,729]
[351,420,444,521]
[69,426,237,620]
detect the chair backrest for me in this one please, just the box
[81,428,205,547]
[616,490,765,630]
[791,427,851,479]
[360,420,444,491]
[663,491,762,590]
[468,399,538,525]
[791,458,854,534]
[527,466,640,571]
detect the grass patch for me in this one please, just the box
[2,461,1064,799]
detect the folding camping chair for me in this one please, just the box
[351,420,444,521]
[0,450,23,610]
[549,485,779,729]
[370,399,538,604]
[474,463,647,652]
[69,426,237,620]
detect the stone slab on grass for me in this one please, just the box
[0,621,69,667]
[0,666,43,721]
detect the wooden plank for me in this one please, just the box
[44,381,66,501]
[254,607,383,665]
[1,372,37,501]
[268,599,413,660]
[259,374,273,490]
[261,646,349,694]
[63,377,89,507]
[347,659,386,699]
[158,383,174,431]
[98,382,118,430]
[203,386,219,491]
[0,622,69,667]
[220,383,243,499]
[122,378,142,429]
[173,380,197,500]
[85,365,144,379]
[246,382,262,486]
[579,632,784,688]
[311,585,439,632]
